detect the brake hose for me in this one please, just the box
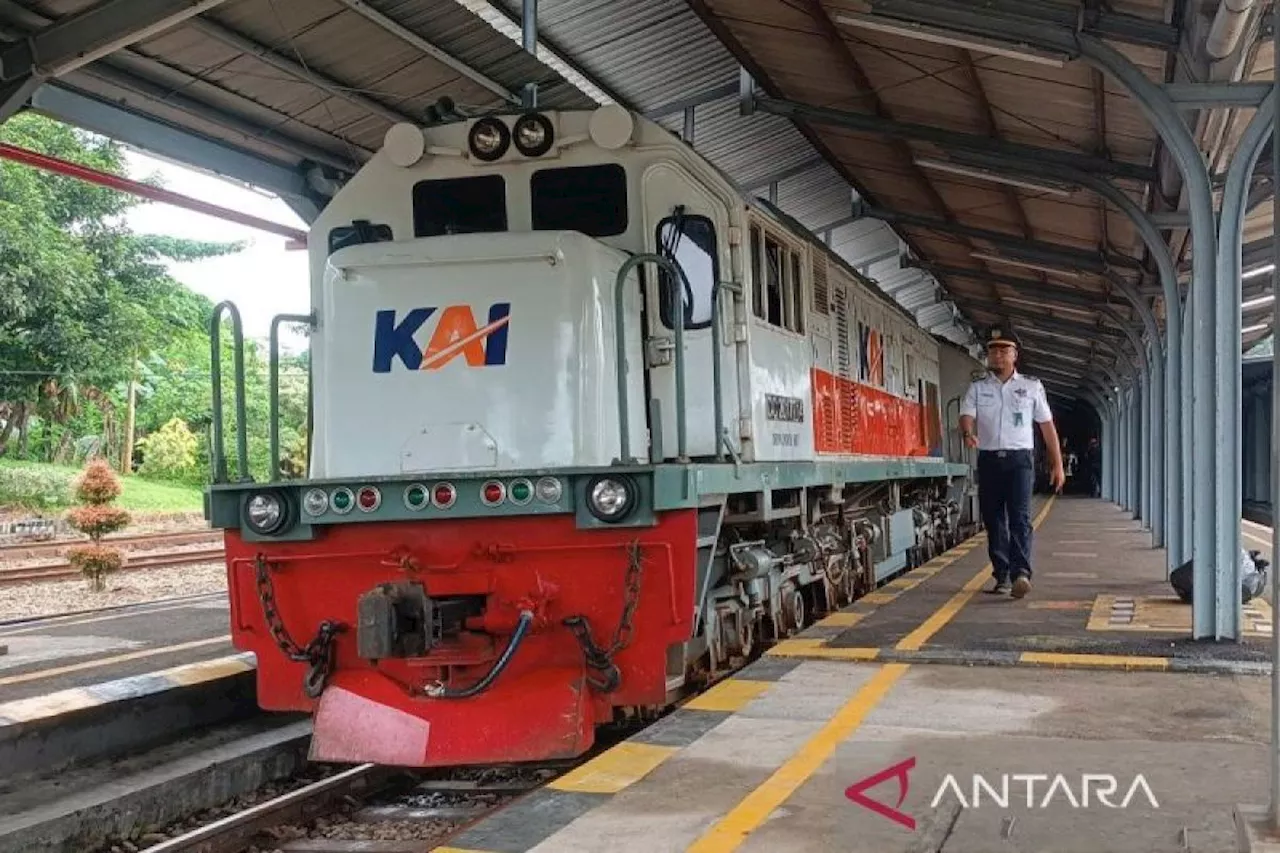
[425,609,534,699]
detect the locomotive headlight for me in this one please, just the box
[586,475,635,522]
[302,488,328,516]
[513,113,554,157]
[468,117,509,161]
[245,491,288,535]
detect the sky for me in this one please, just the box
[121,148,312,352]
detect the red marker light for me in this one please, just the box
[482,481,505,506]
[433,483,456,508]
[357,487,381,511]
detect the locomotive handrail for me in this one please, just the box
[614,253,688,463]
[269,312,316,482]
[210,301,250,484]
[711,278,742,462]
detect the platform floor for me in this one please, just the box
[442,496,1275,853]
[0,592,232,702]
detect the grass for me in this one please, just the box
[0,458,205,514]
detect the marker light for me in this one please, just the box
[482,480,506,506]
[513,113,554,157]
[468,117,510,161]
[404,484,428,510]
[357,487,382,512]
[432,483,457,508]
[245,491,288,535]
[303,488,329,516]
[509,478,533,505]
[331,487,354,514]
[585,475,635,522]
[535,477,562,503]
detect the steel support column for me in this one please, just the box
[1270,7,1280,830]
[1215,88,1275,644]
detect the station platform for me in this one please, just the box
[441,495,1274,853]
[0,591,233,703]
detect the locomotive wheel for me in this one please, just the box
[781,582,805,634]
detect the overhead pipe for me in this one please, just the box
[0,142,308,246]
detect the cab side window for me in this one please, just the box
[748,221,804,334]
[656,214,718,330]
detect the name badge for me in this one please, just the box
[1013,411,1024,427]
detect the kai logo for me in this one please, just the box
[372,303,510,373]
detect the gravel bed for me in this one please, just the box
[0,560,228,620]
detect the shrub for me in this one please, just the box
[0,464,73,509]
[136,418,199,481]
[65,458,130,591]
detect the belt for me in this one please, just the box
[978,449,1031,458]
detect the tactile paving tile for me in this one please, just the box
[1087,594,1273,636]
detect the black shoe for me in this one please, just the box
[1012,576,1032,599]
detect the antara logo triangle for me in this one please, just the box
[845,756,916,830]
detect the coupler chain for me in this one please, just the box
[563,541,644,693]
[254,554,346,698]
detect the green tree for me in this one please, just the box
[0,112,243,466]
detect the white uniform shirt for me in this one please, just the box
[959,371,1052,451]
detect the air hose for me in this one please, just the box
[425,609,534,699]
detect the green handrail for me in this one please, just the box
[269,313,315,482]
[711,279,741,462]
[210,301,249,484]
[615,253,687,463]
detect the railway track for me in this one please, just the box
[116,749,602,853]
[0,529,221,561]
[0,546,226,586]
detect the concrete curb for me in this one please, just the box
[1235,804,1280,851]
[0,652,259,779]
[0,719,311,853]
[765,643,1271,676]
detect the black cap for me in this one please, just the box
[983,324,1020,349]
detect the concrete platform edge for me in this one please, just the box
[0,719,311,853]
[764,643,1271,676]
[1235,804,1280,851]
[0,652,260,778]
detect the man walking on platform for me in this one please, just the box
[959,326,1066,598]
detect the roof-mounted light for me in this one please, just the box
[468,117,510,161]
[513,113,554,157]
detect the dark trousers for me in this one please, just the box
[977,449,1034,583]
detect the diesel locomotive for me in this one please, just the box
[205,103,983,767]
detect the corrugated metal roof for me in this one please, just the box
[489,0,974,342]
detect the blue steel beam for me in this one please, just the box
[854,204,1144,272]
[1215,89,1276,644]
[748,96,1158,184]
[26,85,327,218]
[0,0,229,81]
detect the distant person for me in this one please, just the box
[959,326,1066,599]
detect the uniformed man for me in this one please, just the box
[959,326,1065,598]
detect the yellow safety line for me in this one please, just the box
[685,663,909,853]
[896,496,1056,652]
[1020,652,1169,670]
[548,741,679,794]
[683,679,772,713]
[0,636,231,687]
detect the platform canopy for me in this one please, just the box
[0,0,1275,392]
